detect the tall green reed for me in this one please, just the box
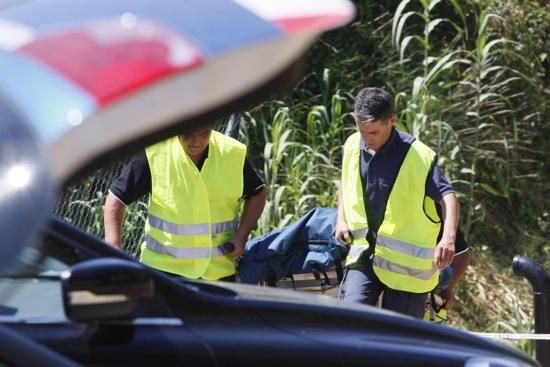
[242,82,354,234]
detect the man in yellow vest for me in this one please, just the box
[103,123,266,281]
[336,87,459,318]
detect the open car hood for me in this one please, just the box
[0,0,354,185]
[0,0,354,270]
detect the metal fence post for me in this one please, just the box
[513,255,550,367]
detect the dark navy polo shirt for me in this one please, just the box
[358,128,454,243]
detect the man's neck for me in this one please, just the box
[187,147,209,170]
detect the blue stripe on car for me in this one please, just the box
[0,0,282,57]
[0,50,96,144]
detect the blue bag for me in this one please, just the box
[238,207,348,286]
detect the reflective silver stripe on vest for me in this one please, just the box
[377,235,435,259]
[373,256,436,280]
[149,215,208,235]
[145,236,225,259]
[148,214,238,237]
[213,219,238,236]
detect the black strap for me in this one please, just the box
[265,271,277,287]
[288,274,296,290]
[335,261,344,283]
[308,261,331,288]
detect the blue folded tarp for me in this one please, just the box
[238,207,348,284]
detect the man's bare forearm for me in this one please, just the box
[335,186,352,244]
[433,192,460,269]
[103,192,127,249]
[337,187,346,225]
[234,188,267,241]
[439,192,460,244]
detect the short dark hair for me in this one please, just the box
[180,120,217,135]
[354,87,394,123]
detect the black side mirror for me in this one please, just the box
[61,258,154,322]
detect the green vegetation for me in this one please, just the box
[245,0,548,261]
[57,0,548,356]
[241,0,548,354]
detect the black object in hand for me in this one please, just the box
[221,242,235,254]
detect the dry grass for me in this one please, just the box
[449,250,533,331]
[447,250,535,356]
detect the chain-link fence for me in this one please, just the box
[54,161,148,258]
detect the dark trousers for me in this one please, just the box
[338,255,427,319]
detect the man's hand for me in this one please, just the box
[434,238,455,269]
[226,188,266,258]
[226,234,246,257]
[335,220,353,245]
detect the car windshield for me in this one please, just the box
[4,244,75,279]
[0,236,82,321]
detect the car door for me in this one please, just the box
[0,221,216,367]
[0,325,80,367]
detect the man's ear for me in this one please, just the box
[389,114,397,126]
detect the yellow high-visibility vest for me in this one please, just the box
[341,131,440,293]
[140,131,245,280]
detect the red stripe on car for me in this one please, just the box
[20,19,204,106]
